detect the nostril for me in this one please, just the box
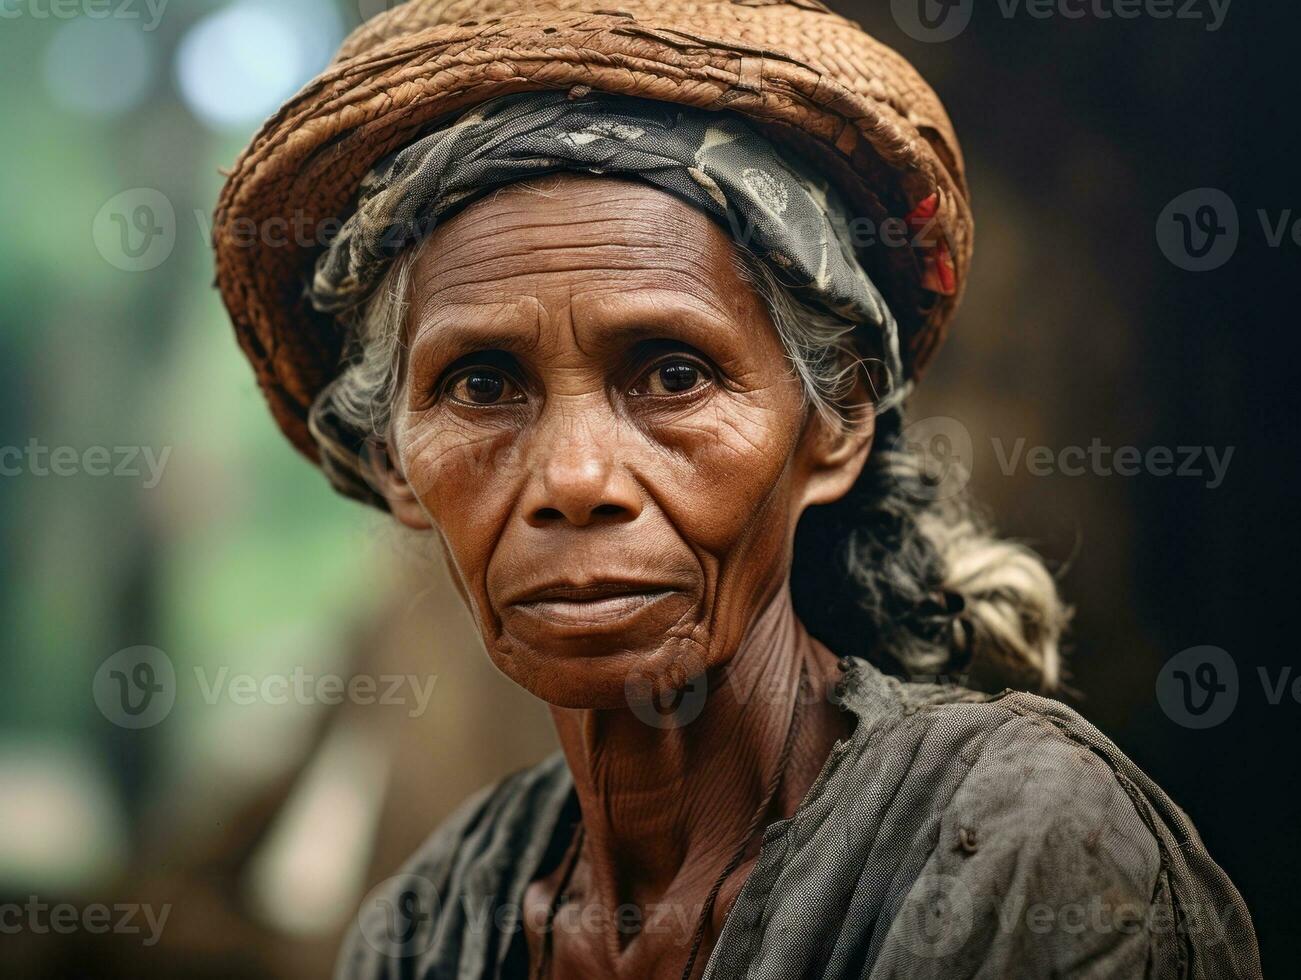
[529,502,630,526]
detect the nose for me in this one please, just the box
[522,410,643,528]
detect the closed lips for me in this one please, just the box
[511,581,677,603]
[506,581,682,626]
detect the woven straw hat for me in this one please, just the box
[213,0,972,463]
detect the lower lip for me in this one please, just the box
[509,590,677,629]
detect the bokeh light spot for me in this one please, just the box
[43,18,154,118]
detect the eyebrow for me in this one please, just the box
[407,299,543,379]
[569,288,747,354]
[408,288,747,373]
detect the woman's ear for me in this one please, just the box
[797,396,876,511]
[365,437,434,530]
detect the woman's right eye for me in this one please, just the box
[443,367,525,406]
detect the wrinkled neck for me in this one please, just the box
[549,587,848,916]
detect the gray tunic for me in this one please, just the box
[335,659,1260,979]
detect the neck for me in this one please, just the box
[548,587,849,920]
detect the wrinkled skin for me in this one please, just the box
[378,175,875,978]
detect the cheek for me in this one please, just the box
[648,388,807,556]
[638,383,809,664]
[395,412,521,600]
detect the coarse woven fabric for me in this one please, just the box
[211,0,972,467]
[334,658,1261,979]
[309,90,907,404]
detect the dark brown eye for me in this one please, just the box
[446,368,523,406]
[632,359,711,397]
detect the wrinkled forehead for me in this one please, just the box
[406,174,751,316]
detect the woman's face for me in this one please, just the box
[383,175,872,708]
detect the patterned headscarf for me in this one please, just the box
[310,90,907,408]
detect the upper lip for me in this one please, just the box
[509,580,679,604]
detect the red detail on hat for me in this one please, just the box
[906,193,957,296]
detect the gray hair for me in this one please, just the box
[308,241,1068,693]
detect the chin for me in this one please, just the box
[485,601,718,714]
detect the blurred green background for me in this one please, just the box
[0,0,1294,976]
[1,5,559,976]
[3,0,382,879]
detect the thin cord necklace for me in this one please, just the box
[533,665,808,980]
[532,822,586,980]
[679,664,806,980]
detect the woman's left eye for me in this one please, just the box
[630,359,713,397]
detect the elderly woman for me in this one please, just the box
[214,2,1259,978]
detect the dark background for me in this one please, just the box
[1,0,1295,976]
[869,0,1295,972]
